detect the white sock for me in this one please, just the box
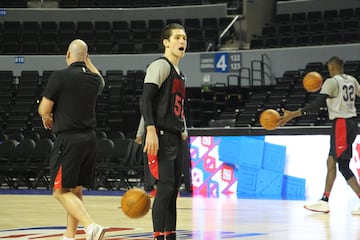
[61,236,75,240]
[86,223,95,233]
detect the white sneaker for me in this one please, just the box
[304,200,330,213]
[351,204,360,215]
[86,223,105,240]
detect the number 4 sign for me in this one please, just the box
[200,52,241,73]
[214,52,242,73]
[214,52,229,73]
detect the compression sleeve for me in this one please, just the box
[141,83,159,127]
[301,94,328,115]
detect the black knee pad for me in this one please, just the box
[338,159,354,181]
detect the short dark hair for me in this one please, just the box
[161,23,186,41]
[327,56,344,67]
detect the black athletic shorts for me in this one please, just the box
[50,129,97,189]
[329,118,358,160]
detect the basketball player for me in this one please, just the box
[279,56,360,214]
[38,39,105,240]
[140,23,188,240]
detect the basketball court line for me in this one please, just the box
[2,192,360,240]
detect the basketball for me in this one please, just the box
[303,71,323,92]
[121,188,151,218]
[259,109,280,130]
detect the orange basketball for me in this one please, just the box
[121,188,151,218]
[303,71,323,92]
[259,109,280,130]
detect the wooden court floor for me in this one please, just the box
[1,192,360,240]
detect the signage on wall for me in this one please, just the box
[190,135,360,200]
[200,52,241,73]
[0,9,6,16]
[14,56,25,64]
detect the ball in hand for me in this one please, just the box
[259,109,280,130]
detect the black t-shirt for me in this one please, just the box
[153,57,186,133]
[42,62,104,133]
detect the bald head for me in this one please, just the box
[66,39,88,65]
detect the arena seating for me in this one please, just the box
[192,59,360,128]
[1,57,357,139]
[0,17,231,54]
[1,8,358,53]
[0,0,27,8]
[250,7,360,49]
[58,0,207,8]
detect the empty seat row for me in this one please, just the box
[251,31,360,49]
[262,19,360,38]
[58,0,223,8]
[0,39,208,54]
[0,18,230,34]
[251,7,360,49]
[0,0,27,8]
[275,8,360,24]
[0,0,232,9]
